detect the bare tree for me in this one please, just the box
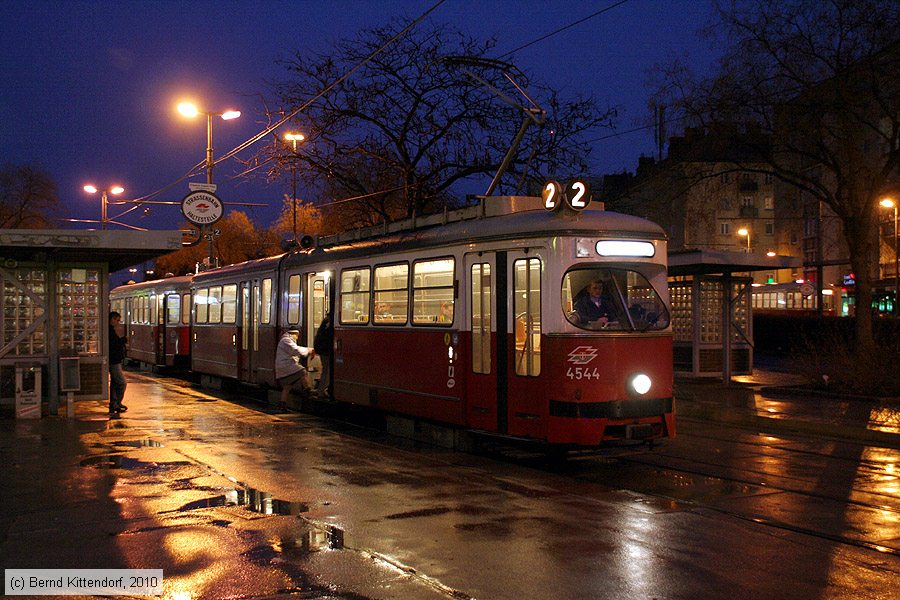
[263,20,616,223]
[652,0,900,354]
[0,164,59,229]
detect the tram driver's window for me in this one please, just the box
[340,267,370,324]
[562,268,669,332]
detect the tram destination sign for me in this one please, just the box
[181,191,224,226]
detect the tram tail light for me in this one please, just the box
[629,373,652,395]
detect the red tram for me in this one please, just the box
[113,198,674,446]
[110,275,193,368]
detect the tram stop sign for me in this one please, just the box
[181,191,224,226]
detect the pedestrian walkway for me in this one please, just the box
[675,366,900,449]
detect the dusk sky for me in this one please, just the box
[1,0,718,232]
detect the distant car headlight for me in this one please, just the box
[630,373,652,395]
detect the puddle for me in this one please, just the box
[255,526,345,561]
[110,439,164,448]
[171,487,309,516]
[79,455,193,473]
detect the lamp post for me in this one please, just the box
[880,197,899,315]
[737,227,751,253]
[82,184,124,230]
[178,101,240,267]
[284,132,305,241]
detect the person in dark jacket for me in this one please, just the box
[108,311,128,414]
[313,311,334,398]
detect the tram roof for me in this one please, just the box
[191,252,287,284]
[110,274,193,295]
[285,206,666,269]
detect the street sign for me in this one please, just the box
[800,283,815,297]
[188,182,218,193]
[181,191,224,226]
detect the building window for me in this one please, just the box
[719,197,731,210]
[720,222,731,235]
[742,197,754,208]
[764,196,774,210]
[765,221,775,235]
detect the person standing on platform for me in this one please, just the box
[108,311,128,414]
[275,328,315,406]
[313,311,334,399]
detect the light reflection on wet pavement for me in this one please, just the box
[1,370,899,600]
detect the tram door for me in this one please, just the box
[465,252,507,433]
[465,251,543,437]
[154,292,165,365]
[239,280,261,382]
[305,272,331,388]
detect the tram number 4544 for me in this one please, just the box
[567,367,601,380]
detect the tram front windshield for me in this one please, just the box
[562,267,669,332]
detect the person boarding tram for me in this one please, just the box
[275,328,315,406]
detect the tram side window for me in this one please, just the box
[562,268,669,332]
[287,275,301,325]
[208,286,223,323]
[194,288,209,324]
[412,258,455,325]
[514,258,541,377]
[340,267,371,324]
[221,284,237,324]
[181,294,190,324]
[150,293,158,325]
[261,278,272,324]
[166,295,180,325]
[471,263,492,374]
[373,263,409,324]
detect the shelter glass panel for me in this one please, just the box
[2,268,47,356]
[57,267,100,355]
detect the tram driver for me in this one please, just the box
[573,279,618,328]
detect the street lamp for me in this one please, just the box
[880,197,898,315]
[177,101,241,184]
[178,101,240,268]
[284,132,305,241]
[737,227,751,253]
[83,184,124,230]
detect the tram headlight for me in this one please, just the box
[630,373,652,395]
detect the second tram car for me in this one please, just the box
[113,198,675,446]
[110,275,193,368]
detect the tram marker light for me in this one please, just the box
[596,240,655,257]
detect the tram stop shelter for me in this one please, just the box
[0,229,183,416]
[667,249,801,381]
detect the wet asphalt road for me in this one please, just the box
[2,371,899,600]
